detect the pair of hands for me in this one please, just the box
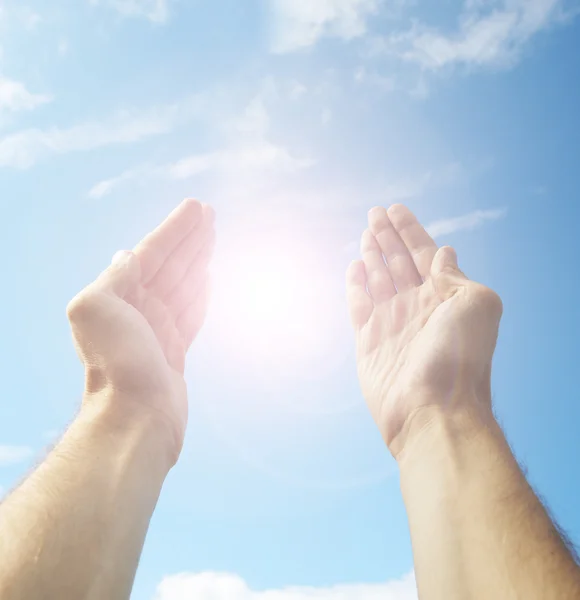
[67,200,502,464]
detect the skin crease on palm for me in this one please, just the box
[67,199,216,462]
[346,204,503,458]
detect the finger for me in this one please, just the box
[361,229,396,303]
[176,276,211,349]
[140,296,186,373]
[346,260,373,329]
[95,251,141,298]
[387,204,438,280]
[431,246,468,299]
[147,204,215,299]
[368,206,422,291]
[166,241,213,318]
[134,199,204,284]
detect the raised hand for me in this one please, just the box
[67,199,215,460]
[347,204,502,458]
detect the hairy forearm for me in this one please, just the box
[0,393,172,600]
[399,398,580,600]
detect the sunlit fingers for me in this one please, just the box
[167,263,210,320]
[134,199,204,284]
[387,204,438,280]
[176,276,211,349]
[346,260,373,329]
[368,206,422,291]
[147,204,215,300]
[360,229,396,303]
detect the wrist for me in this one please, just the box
[393,390,499,466]
[77,389,179,475]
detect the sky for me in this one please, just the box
[1,0,580,598]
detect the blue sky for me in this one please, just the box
[1,1,580,598]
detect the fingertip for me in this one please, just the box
[368,206,386,221]
[367,206,390,234]
[387,203,415,228]
[111,250,138,269]
[180,198,203,218]
[360,229,374,251]
[347,259,367,285]
[432,245,458,277]
[387,203,407,216]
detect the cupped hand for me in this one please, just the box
[347,204,502,458]
[67,199,215,457]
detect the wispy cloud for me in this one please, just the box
[378,0,567,71]
[383,162,465,203]
[0,76,52,114]
[0,95,205,169]
[270,0,381,53]
[89,93,316,198]
[153,571,417,600]
[0,445,34,467]
[90,0,170,23]
[426,207,507,238]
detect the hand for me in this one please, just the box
[346,204,502,458]
[67,199,215,460]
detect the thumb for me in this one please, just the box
[431,246,467,299]
[96,250,142,298]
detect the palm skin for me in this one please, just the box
[347,205,503,458]
[67,199,215,461]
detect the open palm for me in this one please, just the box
[68,199,215,451]
[347,205,502,456]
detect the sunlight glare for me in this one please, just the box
[207,226,349,381]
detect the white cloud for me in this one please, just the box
[153,571,417,600]
[88,166,145,199]
[0,76,52,114]
[89,92,315,198]
[0,445,34,466]
[0,95,205,169]
[270,0,381,53]
[426,207,507,238]
[382,0,566,70]
[355,66,397,92]
[90,0,170,23]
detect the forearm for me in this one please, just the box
[0,392,172,600]
[399,398,580,600]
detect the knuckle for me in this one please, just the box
[66,290,96,321]
[474,285,503,314]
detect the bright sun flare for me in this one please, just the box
[206,227,349,380]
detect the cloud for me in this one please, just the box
[270,0,381,53]
[89,93,316,198]
[426,207,507,238]
[0,95,205,169]
[0,76,52,114]
[152,571,417,600]
[380,0,567,71]
[0,445,34,466]
[383,162,465,203]
[90,0,170,23]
